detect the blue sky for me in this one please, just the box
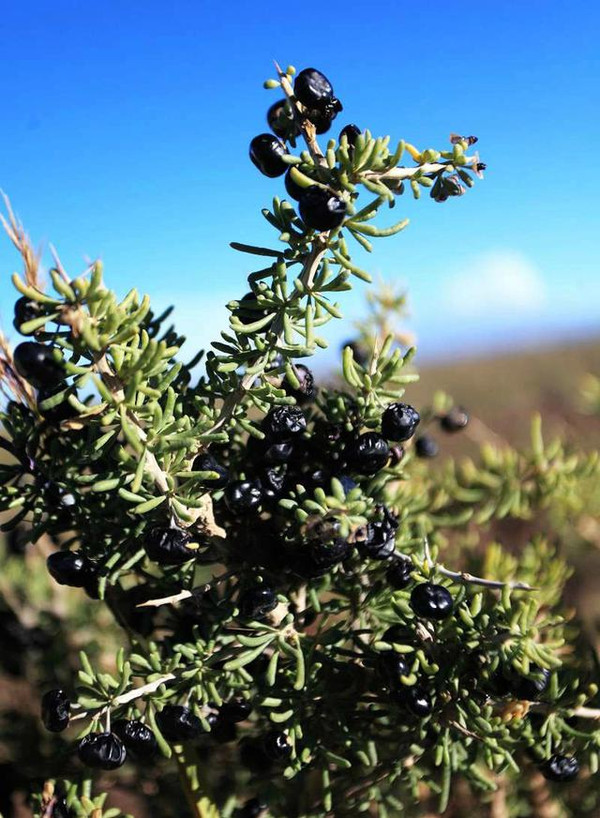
[0,0,598,367]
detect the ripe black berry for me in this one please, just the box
[378,651,410,686]
[541,753,580,782]
[344,339,369,367]
[46,551,97,589]
[237,798,268,818]
[206,713,238,743]
[41,688,71,732]
[381,402,420,442]
[386,557,413,590]
[510,664,550,700]
[247,434,294,465]
[410,583,453,620]
[299,186,346,232]
[14,296,46,334]
[77,732,127,770]
[235,292,273,328]
[112,719,158,759]
[345,432,390,475]
[156,705,203,742]
[382,624,418,646]
[224,480,263,515]
[238,586,278,620]
[259,466,287,504]
[262,405,307,441]
[282,364,316,405]
[219,698,253,723]
[51,799,74,818]
[267,99,300,139]
[360,521,396,560]
[415,435,439,458]
[13,342,64,389]
[192,453,229,489]
[263,730,292,761]
[284,167,306,201]
[440,406,469,433]
[338,475,357,493]
[397,685,433,717]
[144,526,197,565]
[339,123,361,146]
[303,101,342,134]
[304,537,352,577]
[249,134,288,178]
[294,68,334,110]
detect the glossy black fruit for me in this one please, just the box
[415,435,439,458]
[381,402,420,442]
[339,123,361,146]
[267,99,300,139]
[41,688,71,732]
[263,730,292,761]
[235,292,273,328]
[440,406,469,433]
[249,134,288,178]
[247,434,294,465]
[282,364,316,404]
[410,583,453,620]
[398,685,433,717]
[144,526,197,565]
[284,167,306,201]
[14,296,46,334]
[224,480,263,515]
[219,698,253,724]
[382,624,418,646]
[51,798,74,818]
[262,405,307,441]
[13,342,64,389]
[46,551,97,589]
[156,705,203,742]
[112,719,158,759]
[192,453,229,489]
[345,432,390,475]
[77,732,127,770]
[237,798,268,818]
[386,557,413,589]
[206,712,238,743]
[378,651,410,686]
[299,185,346,232]
[361,521,396,560]
[541,753,580,782]
[304,100,342,134]
[294,68,334,110]
[304,538,352,577]
[510,664,550,700]
[238,586,278,620]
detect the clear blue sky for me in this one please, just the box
[0,0,598,366]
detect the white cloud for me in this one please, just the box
[442,250,547,318]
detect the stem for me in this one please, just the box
[175,746,221,818]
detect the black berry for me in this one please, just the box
[303,101,342,134]
[386,557,413,589]
[219,698,253,723]
[112,719,158,759]
[262,405,307,441]
[415,435,439,458]
[360,521,396,560]
[338,474,357,493]
[247,435,294,465]
[249,134,288,178]
[51,799,74,818]
[238,798,268,818]
[440,406,469,433]
[206,713,238,743]
[345,432,390,475]
[410,583,453,620]
[144,526,197,565]
[235,292,272,328]
[156,705,203,742]
[381,402,420,442]
[38,387,77,424]
[263,730,292,761]
[192,453,229,489]
[41,688,71,732]
[378,651,410,686]
[224,480,263,514]
[77,732,127,770]
[339,123,361,146]
[46,551,97,589]
[382,624,418,646]
[395,685,433,717]
[344,339,369,367]
[238,586,278,620]
[294,68,334,110]
[267,99,300,139]
[14,296,46,334]
[284,167,306,201]
[299,185,346,232]
[304,537,352,577]
[541,753,580,782]
[282,364,316,405]
[13,342,64,389]
[510,664,550,700]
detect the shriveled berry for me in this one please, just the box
[144,526,197,565]
[294,68,334,110]
[259,466,287,503]
[238,586,278,620]
[156,705,203,742]
[249,134,288,178]
[415,435,439,458]
[14,296,46,334]
[339,123,361,146]
[262,405,307,441]
[112,719,158,759]
[541,753,580,782]
[410,583,453,620]
[440,406,469,433]
[299,185,346,232]
[77,732,127,770]
[41,688,71,732]
[386,557,413,590]
[192,454,229,489]
[13,342,64,389]
[282,364,316,405]
[219,698,253,723]
[345,432,390,475]
[267,99,300,138]
[263,730,292,761]
[381,402,420,442]
[224,480,263,515]
[360,521,396,560]
[46,551,97,588]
